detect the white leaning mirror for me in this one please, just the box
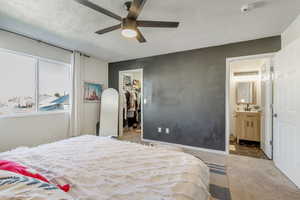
[99,88,119,137]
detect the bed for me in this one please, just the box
[0,135,211,200]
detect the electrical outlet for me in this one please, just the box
[165,128,170,134]
[158,127,162,133]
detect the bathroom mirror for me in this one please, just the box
[236,82,256,104]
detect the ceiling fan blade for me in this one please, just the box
[95,24,121,34]
[73,0,122,21]
[137,20,179,28]
[127,0,148,19]
[136,28,146,43]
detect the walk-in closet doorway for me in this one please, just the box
[118,69,143,140]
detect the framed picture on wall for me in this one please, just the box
[83,82,103,103]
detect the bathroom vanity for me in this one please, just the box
[235,111,261,144]
[234,80,261,144]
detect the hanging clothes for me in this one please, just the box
[127,90,137,118]
[122,79,141,128]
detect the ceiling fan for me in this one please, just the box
[73,0,180,43]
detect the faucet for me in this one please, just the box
[245,104,251,111]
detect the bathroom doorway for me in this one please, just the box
[226,54,274,159]
[118,69,143,142]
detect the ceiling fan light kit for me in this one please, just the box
[121,18,138,38]
[121,29,137,38]
[73,0,180,43]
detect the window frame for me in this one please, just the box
[0,48,71,119]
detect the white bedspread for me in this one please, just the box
[0,135,210,200]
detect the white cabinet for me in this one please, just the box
[236,112,261,144]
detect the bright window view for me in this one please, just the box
[39,60,70,112]
[0,49,70,116]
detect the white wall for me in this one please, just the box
[0,30,108,152]
[282,14,300,48]
[0,113,69,152]
[81,56,108,135]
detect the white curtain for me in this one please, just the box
[69,51,83,137]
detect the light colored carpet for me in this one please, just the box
[119,131,300,200]
[227,155,300,200]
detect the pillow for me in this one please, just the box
[0,170,74,200]
[0,160,70,192]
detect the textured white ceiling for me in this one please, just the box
[0,0,299,62]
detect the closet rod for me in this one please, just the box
[0,28,90,58]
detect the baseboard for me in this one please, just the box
[142,138,228,155]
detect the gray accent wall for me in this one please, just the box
[108,36,281,151]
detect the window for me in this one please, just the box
[0,49,71,116]
[39,60,70,112]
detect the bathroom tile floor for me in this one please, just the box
[229,140,268,159]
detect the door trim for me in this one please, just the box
[225,53,276,155]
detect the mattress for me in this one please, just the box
[0,135,210,200]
